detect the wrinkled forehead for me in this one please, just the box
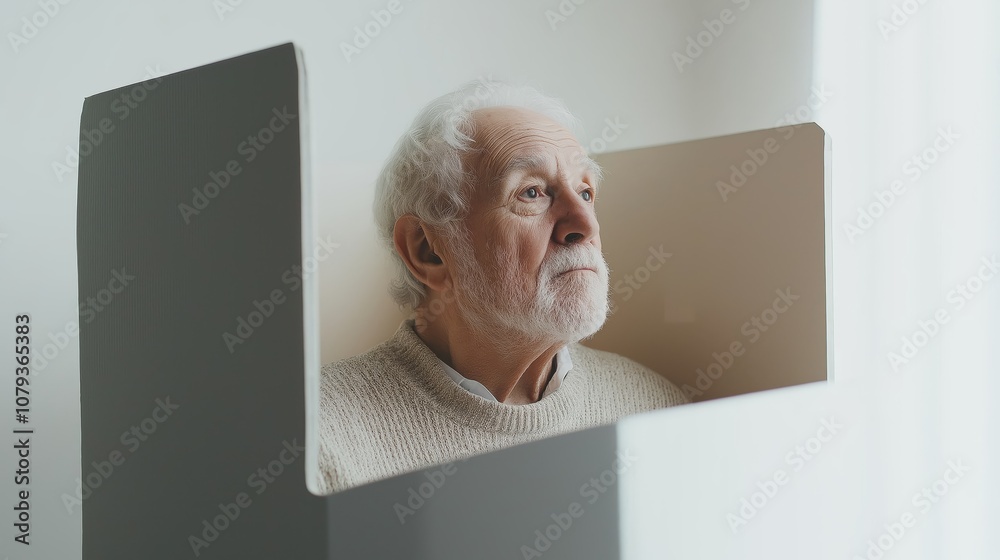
[463,108,594,196]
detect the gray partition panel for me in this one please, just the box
[77,43,326,559]
[327,424,622,560]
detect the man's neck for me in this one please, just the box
[413,310,567,404]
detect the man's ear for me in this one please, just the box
[392,214,450,292]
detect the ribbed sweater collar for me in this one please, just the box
[385,318,586,434]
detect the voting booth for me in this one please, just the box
[73,43,989,559]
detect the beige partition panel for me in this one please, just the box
[584,123,831,401]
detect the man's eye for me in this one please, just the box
[523,186,541,199]
[581,190,593,202]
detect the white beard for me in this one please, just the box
[446,229,611,345]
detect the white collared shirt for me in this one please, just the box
[435,346,574,402]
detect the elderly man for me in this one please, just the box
[316,78,688,494]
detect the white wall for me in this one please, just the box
[812,0,999,548]
[0,0,815,557]
[813,0,999,382]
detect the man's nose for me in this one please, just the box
[552,188,599,245]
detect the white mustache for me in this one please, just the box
[543,247,605,277]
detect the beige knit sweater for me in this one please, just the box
[315,318,689,494]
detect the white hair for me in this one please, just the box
[372,77,601,311]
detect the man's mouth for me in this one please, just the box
[558,267,596,276]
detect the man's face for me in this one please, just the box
[444,106,611,343]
